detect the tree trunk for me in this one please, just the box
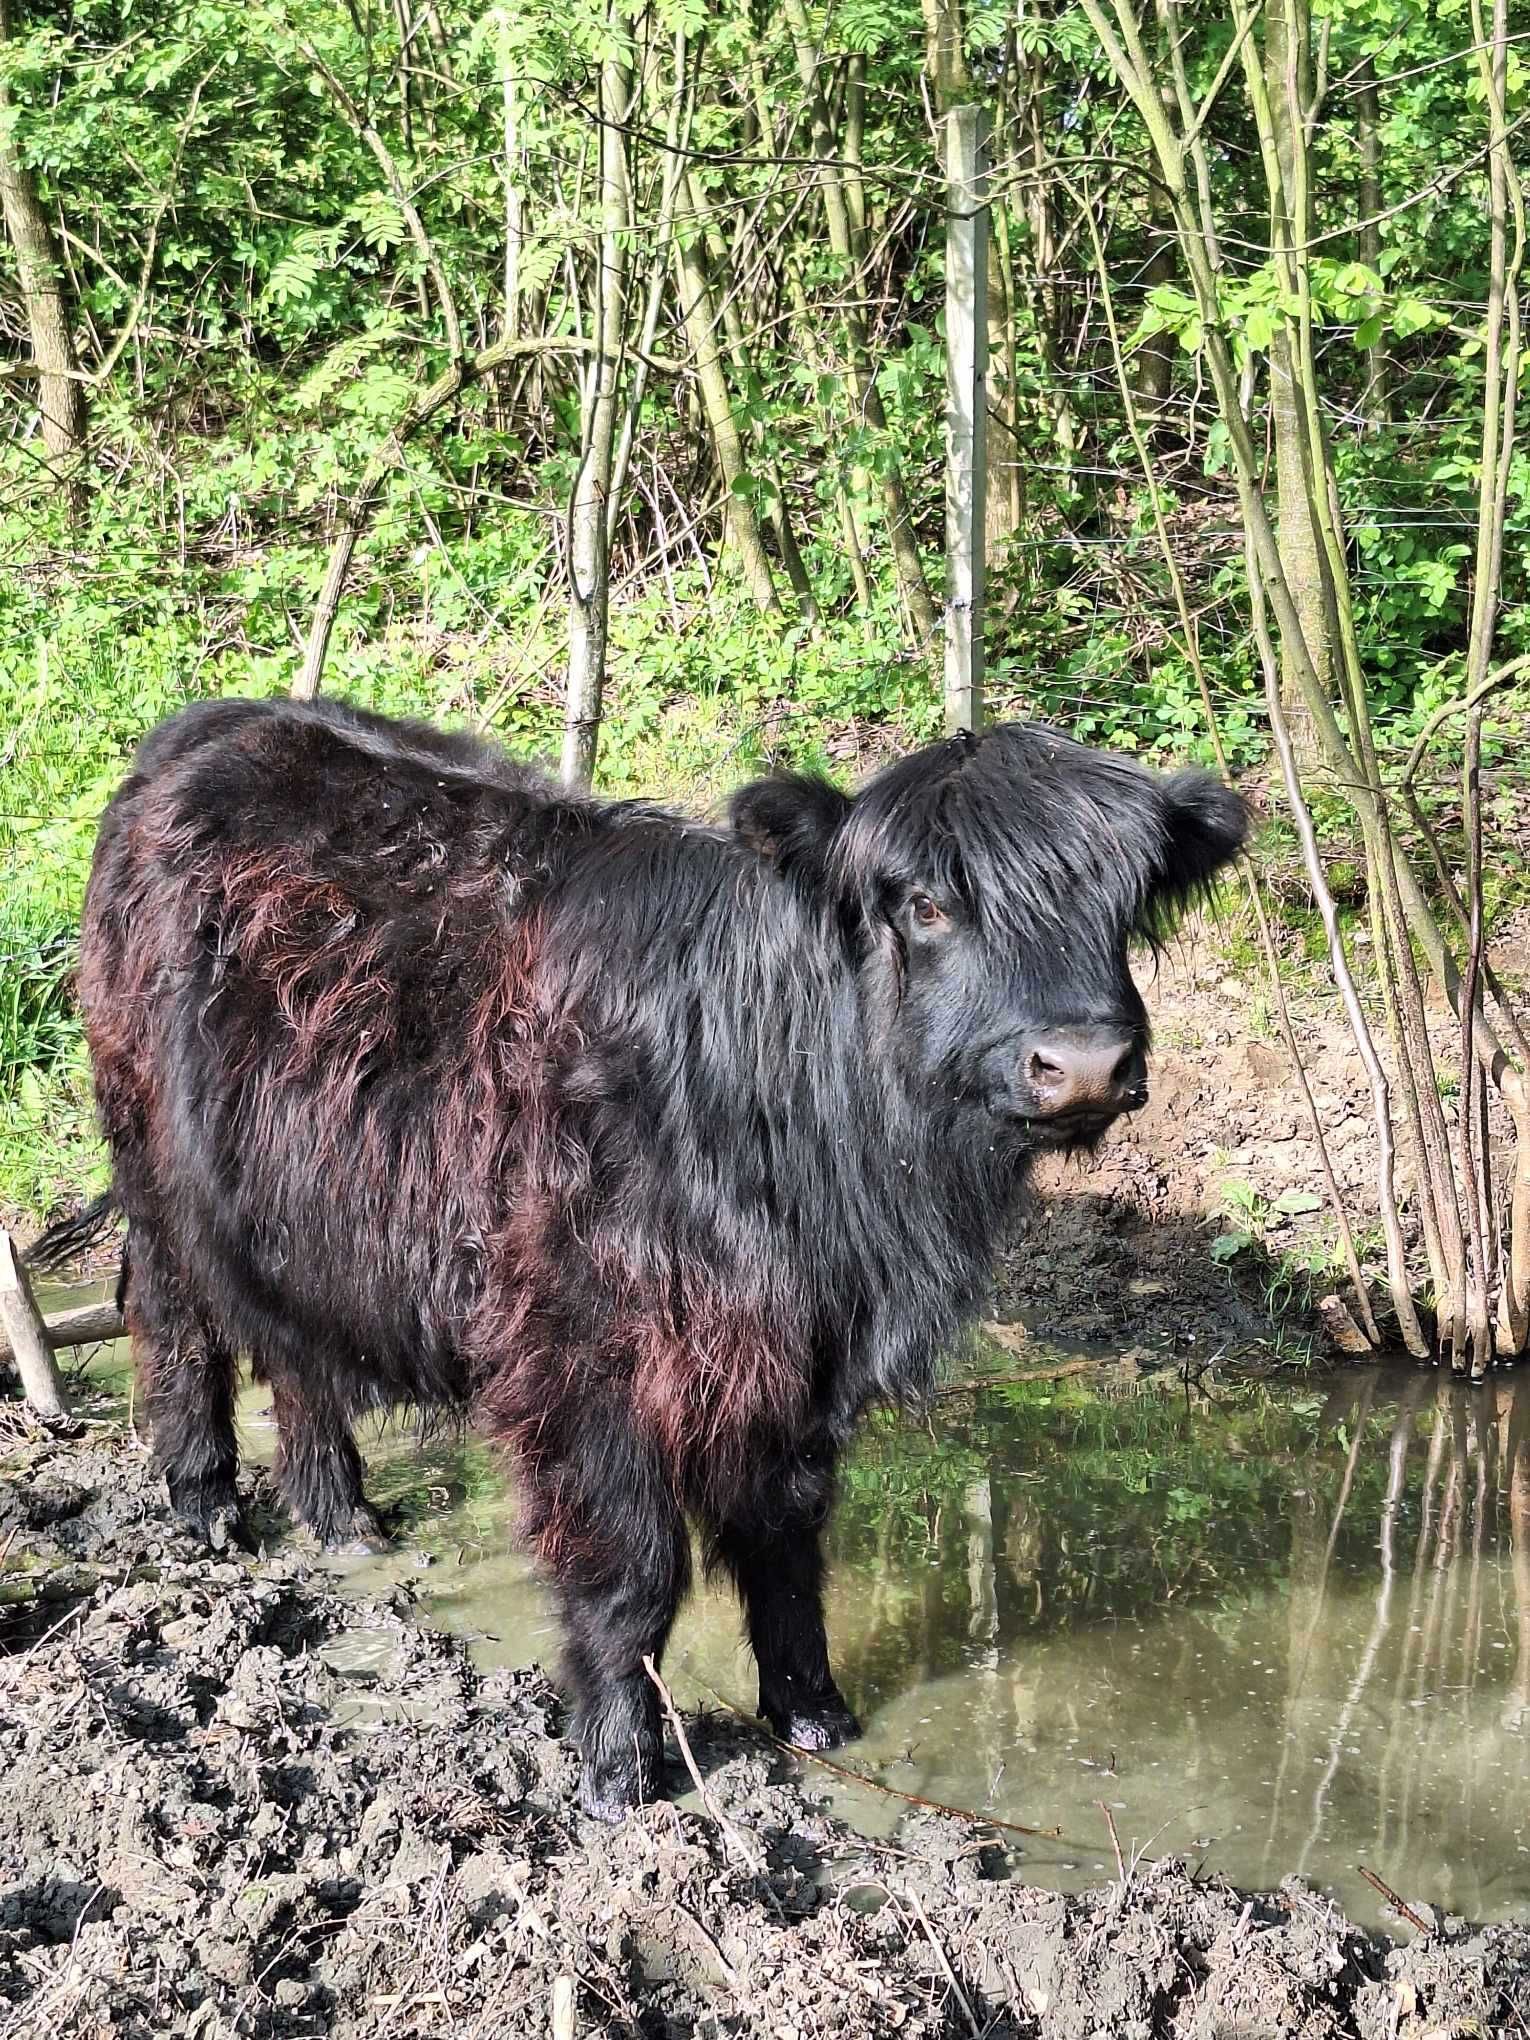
[920,0,971,105]
[673,172,781,620]
[0,1231,70,1423]
[925,0,1016,551]
[562,41,630,789]
[1265,0,1331,768]
[700,211,817,622]
[783,0,939,646]
[0,0,87,515]
[1010,27,1082,478]
[1354,58,1390,429]
[944,105,987,734]
[1134,144,1177,422]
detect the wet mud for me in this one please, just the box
[4,1425,1529,2039]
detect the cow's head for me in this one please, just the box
[731,724,1247,1150]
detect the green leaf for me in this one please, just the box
[1272,1189,1322,1215]
[1210,1231,1252,1262]
[1391,297,1438,338]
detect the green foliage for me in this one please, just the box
[0,0,1523,1227]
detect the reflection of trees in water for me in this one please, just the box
[832,1373,1406,1684]
[828,1371,1530,1911]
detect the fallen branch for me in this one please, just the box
[902,1887,978,2037]
[0,1232,70,1422]
[1357,1864,1434,1936]
[937,1353,1119,1396]
[0,1298,124,1372]
[704,1686,1063,1841]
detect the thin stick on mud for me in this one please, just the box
[550,1973,576,2040]
[704,1686,1064,1841]
[642,1655,764,1872]
[1357,1864,1434,1936]
[1097,1799,1127,1886]
[0,1594,89,1685]
[902,1887,979,2038]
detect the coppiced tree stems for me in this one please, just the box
[781,0,938,648]
[562,34,632,790]
[0,0,87,514]
[673,170,782,622]
[1077,176,1384,1350]
[294,336,670,701]
[1353,59,1389,427]
[1077,0,1528,1364]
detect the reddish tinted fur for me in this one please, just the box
[48,695,1246,1818]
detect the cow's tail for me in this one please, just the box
[25,1188,122,1277]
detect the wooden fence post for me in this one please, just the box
[943,104,989,736]
[0,1230,70,1423]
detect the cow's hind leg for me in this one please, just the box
[709,1445,860,1751]
[264,1367,387,1553]
[126,1219,244,1550]
[526,1413,691,1821]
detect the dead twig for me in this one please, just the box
[1357,1864,1434,1936]
[550,1973,576,2040]
[704,1686,1063,1840]
[642,1655,764,1871]
[1097,1799,1127,1886]
[902,1887,979,2038]
[666,1902,740,1991]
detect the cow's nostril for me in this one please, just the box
[1025,1032,1142,1119]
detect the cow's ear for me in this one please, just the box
[1150,770,1248,918]
[730,772,853,895]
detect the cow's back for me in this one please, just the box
[79,698,587,1407]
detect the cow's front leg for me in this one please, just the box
[533,1423,692,1821]
[710,1446,861,1751]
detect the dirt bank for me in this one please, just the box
[4,1421,1529,2040]
[995,919,1530,1360]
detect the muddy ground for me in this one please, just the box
[3,1419,1530,2040]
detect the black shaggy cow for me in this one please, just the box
[39,698,1244,1818]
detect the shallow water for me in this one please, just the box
[53,1312,1530,1932]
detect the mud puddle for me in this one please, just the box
[282,1347,1529,1936]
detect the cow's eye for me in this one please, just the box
[910,891,944,929]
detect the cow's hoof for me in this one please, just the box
[770,1697,861,1751]
[322,1505,390,1556]
[577,1769,647,1824]
[173,1492,251,1554]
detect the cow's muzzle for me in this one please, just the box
[1018,1027,1147,1142]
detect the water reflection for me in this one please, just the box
[332,1360,1530,1931]
[806,1365,1530,1929]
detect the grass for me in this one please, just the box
[0,894,103,1225]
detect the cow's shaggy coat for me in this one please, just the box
[44,698,1245,1815]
